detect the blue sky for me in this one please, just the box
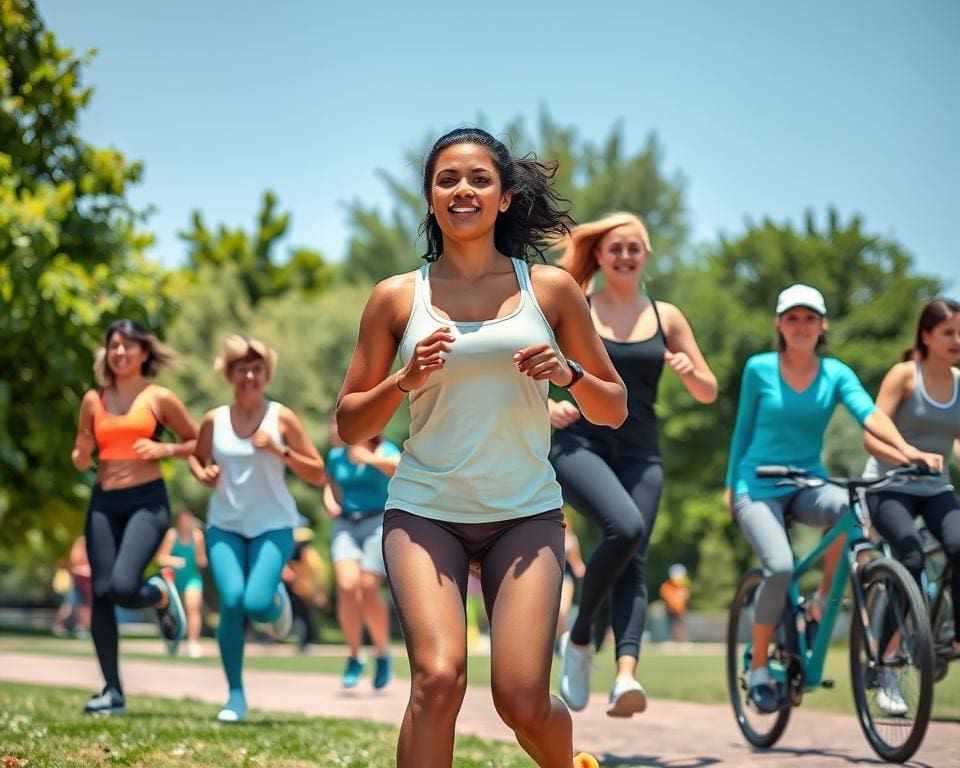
[43,0,958,289]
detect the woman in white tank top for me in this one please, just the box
[337,128,627,768]
[190,335,325,723]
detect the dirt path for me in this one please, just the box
[0,651,955,767]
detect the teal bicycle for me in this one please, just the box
[726,465,935,763]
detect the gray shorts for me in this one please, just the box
[331,514,385,575]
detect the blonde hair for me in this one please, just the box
[214,334,278,381]
[93,319,176,388]
[554,212,652,293]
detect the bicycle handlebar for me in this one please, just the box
[754,462,937,489]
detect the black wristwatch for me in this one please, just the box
[560,359,584,389]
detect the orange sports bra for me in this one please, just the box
[92,388,163,460]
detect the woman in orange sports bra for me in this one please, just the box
[71,319,198,716]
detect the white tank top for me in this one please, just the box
[386,257,564,523]
[207,401,298,536]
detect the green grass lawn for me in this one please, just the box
[1,632,957,721]
[0,682,538,768]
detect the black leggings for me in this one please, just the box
[550,438,663,659]
[871,490,960,642]
[85,479,170,692]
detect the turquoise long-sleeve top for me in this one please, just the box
[725,352,876,499]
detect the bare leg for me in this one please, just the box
[359,571,390,655]
[383,513,470,768]
[751,623,776,669]
[484,512,572,768]
[334,560,363,658]
[183,588,203,643]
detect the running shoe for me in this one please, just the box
[745,667,780,714]
[373,654,392,690]
[149,567,185,654]
[573,753,600,768]
[84,687,125,716]
[217,690,247,723]
[606,676,647,717]
[559,631,592,711]
[252,584,292,640]
[342,657,365,689]
[876,668,908,717]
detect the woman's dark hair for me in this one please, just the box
[94,318,175,386]
[903,298,960,361]
[419,127,574,263]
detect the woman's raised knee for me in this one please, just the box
[492,688,552,735]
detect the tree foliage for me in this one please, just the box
[0,0,176,573]
[180,190,334,306]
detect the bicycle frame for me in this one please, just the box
[770,497,884,691]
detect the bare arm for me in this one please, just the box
[71,391,98,471]
[194,529,208,569]
[348,444,401,477]
[323,482,342,518]
[338,274,455,443]
[277,407,326,486]
[659,302,718,404]
[863,363,913,466]
[530,265,627,427]
[155,529,183,569]
[189,412,220,487]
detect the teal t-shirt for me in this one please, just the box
[326,441,401,516]
[725,352,876,499]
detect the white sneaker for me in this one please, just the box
[187,641,202,659]
[876,668,908,717]
[559,631,592,711]
[606,676,647,717]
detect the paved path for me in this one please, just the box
[0,651,956,767]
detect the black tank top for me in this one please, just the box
[561,297,666,458]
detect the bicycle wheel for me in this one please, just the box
[932,586,954,683]
[727,568,795,748]
[850,558,934,763]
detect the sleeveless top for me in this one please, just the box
[93,388,164,460]
[171,533,200,585]
[864,364,960,496]
[207,401,299,536]
[558,297,666,459]
[385,257,564,523]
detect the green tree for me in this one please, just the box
[180,190,334,306]
[0,0,176,579]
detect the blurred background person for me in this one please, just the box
[659,563,691,642]
[324,413,400,690]
[282,518,330,652]
[156,507,207,658]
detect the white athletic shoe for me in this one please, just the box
[559,631,592,711]
[606,676,647,717]
[187,641,203,659]
[876,668,909,717]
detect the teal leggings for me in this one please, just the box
[207,526,293,694]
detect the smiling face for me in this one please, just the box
[922,311,960,365]
[228,353,269,399]
[776,307,827,354]
[429,143,512,246]
[105,332,149,381]
[594,224,649,287]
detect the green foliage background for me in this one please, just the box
[1,0,954,610]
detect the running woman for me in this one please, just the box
[324,413,400,690]
[336,127,625,768]
[156,507,207,658]
[71,319,198,715]
[864,298,960,663]
[551,212,717,717]
[191,335,326,722]
[725,284,943,713]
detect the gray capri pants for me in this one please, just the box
[734,484,849,625]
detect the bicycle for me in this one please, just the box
[726,464,935,763]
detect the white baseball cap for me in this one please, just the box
[776,284,827,316]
